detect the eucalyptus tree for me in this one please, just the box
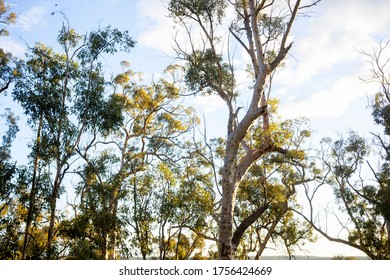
[62,65,200,259]
[110,66,198,259]
[297,132,390,259]
[233,117,316,259]
[60,151,125,259]
[366,41,390,249]
[0,0,17,94]
[0,109,19,259]
[293,41,390,260]
[154,155,214,260]
[167,0,321,259]
[0,1,18,212]
[1,111,50,260]
[13,22,135,259]
[0,109,18,204]
[329,133,390,259]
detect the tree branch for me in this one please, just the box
[293,209,373,259]
[231,201,270,249]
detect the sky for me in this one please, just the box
[1,0,390,257]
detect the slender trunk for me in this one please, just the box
[47,104,65,259]
[47,63,68,258]
[159,183,170,260]
[22,114,43,259]
[255,239,267,260]
[106,132,130,260]
[107,199,119,260]
[102,234,107,260]
[175,228,183,260]
[47,169,61,259]
[255,207,286,259]
[159,214,166,260]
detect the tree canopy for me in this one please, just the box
[1,0,389,261]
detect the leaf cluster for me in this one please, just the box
[168,0,227,24]
[184,49,235,96]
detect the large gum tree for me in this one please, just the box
[167,0,321,259]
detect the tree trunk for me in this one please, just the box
[219,174,238,259]
[107,199,119,260]
[47,170,61,259]
[22,114,43,259]
[102,234,108,260]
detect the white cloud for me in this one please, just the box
[0,37,26,58]
[193,95,225,113]
[17,6,49,31]
[279,74,376,119]
[136,0,175,53]
[274,0,390,121]
[279,0,390,88]
[135,0,236,56]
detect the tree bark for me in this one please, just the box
[47,168,62,259]
[219,179,238,259]
[22,114,43,259]
[231,202,270,251]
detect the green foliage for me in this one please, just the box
[0,1,19,94]
[0,214,20,259]
[0,109,18,163]
[0,110,20,259]
[372,92,390,136]
[184,49,235,95]
[258,13,286,46]
[126,149,213,259]
[0,0,16,37]
[331,131,368,179]
[168,0,227,24]
[78,26,135,62]
[13,24,135,154]
[14,43,73,125]
[332,254,358,260]
[7,22,136,259]
[60,152,124,259]
[324,131,390,259]
[0,48,21,94]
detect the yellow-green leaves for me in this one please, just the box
[57,26,82,49]
[111,62,198,142]
[114,73,131,86]
[0,0,16,37]
[133,87,156,109]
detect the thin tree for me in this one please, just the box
[292,41,390,260]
